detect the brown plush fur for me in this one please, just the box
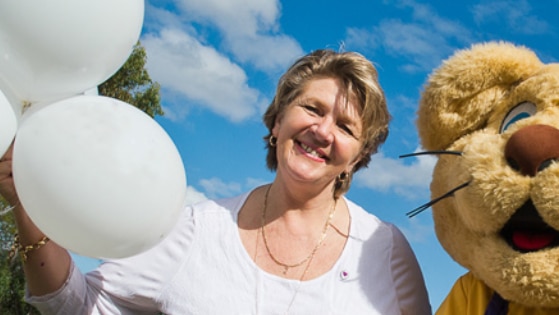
[417,41,559,307]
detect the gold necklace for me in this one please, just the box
[261,185,337,275]
[254,206,318,315]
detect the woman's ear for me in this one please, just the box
[272,117,281,137]
[350,150,366,169]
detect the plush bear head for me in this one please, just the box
[417,41,559,307]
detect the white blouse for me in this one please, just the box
[27,190,431,315]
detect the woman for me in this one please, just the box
[0,49,431,314]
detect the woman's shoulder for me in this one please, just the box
[187,190,251,218]
[345,197,403,243]
[346,198,387,227]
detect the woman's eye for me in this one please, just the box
[339,123,355,136]
[500,101,537,133]
[303,104,320,114]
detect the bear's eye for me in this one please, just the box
[500,101,537,133]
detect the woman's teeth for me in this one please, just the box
[300,143,321,158]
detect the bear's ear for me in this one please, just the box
[417,41,543,150]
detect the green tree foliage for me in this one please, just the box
[0,212,33,314]
[0,41,162,314]
[99,41,163,118]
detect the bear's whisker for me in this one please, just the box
[406,182,470,218]
[399,150,462,158]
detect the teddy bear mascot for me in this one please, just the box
[414,41,559,314]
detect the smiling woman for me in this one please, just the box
[0,49,431,314]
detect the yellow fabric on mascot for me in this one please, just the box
[416,41,559,314]
[438,272,553,314]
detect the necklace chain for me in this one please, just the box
[260,185,337,275]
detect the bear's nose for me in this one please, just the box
[504,124,559,176]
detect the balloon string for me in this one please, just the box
[0,203,18,216]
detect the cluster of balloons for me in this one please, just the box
[0,0,187,258]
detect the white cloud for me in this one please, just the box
[378,19,450,72]
[225,33,303,73]
[144,2,189,32]
[472,0,549,35]
[174,0,303,72]
[399,216,435,244]
[354,151,436,199]
[159,101,189,123]
[140,1,303,122]
[345,28,378,50]
[185,185,208,205]
[142,28,262,122]
[176,0,280,36]
[345,0,472,73]
[198,177,243,199]
[245,177,269,190]
[198,176,270,199]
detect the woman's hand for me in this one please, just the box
[0,142,19,206]
[0,142,73,296]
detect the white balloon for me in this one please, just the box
[0,89,17,156]
[0,0,144,105]
[13,95,186,259]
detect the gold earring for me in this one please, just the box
[269,136,277,147]
[338,172,348,182]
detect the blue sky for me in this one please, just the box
[75,0,559,310]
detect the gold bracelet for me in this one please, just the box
[8,233,50,263]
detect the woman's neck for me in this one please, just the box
[268,177,336,211]
[263,183,338,235]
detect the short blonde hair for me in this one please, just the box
[263,49,390,198]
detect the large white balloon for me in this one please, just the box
[0,89,17,156]
[0,0,144,105]
[13,95,186,259]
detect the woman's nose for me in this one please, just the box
[312,117,335,144]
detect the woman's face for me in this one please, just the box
[272,77,363,189]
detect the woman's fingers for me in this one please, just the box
[0,143,18,204]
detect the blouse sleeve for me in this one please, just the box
[25,205,197,315]
[389,224,432,315]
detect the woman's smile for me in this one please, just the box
[297,141,329,161]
